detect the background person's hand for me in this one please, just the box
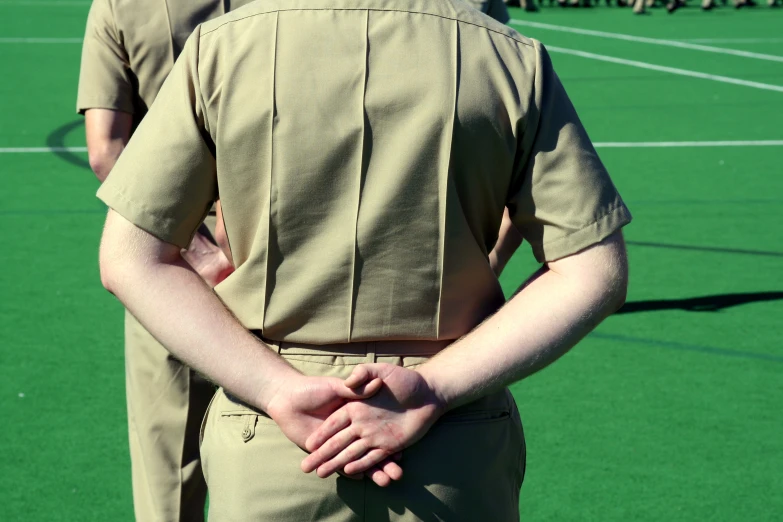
[265,373,403,486]
[301,364,446,479]
[181,231,234,287]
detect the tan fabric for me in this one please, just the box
[200,345,525,522]
[97,0,631,345]
[78,2,256,521]
[77,0,256,119]
[125,312,215,522]
[77,0,506,121]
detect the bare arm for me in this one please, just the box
[421,230,627,407]
[99,210,401,485]
[85,109,234,285]
[84,108,133,182]
[302,231,628,477]
[488,207,524,277]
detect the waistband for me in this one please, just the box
[256,334,453,357]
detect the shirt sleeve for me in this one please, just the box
[508,41,631,263]
[76,0,134,114]
[97,29,217,248]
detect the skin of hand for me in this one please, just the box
[84,108,133,182]
[266,373,404,485]
[180,229,235,287]
[301,231,628,477]
[86,109,234,288]
[488,207,523,277]
[301,363,444,478]
[99,210,402,486]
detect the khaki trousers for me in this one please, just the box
[124,213,219,522]
[125,312,216,522]
[200,339,526,521]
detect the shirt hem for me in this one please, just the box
[537,203,632,263]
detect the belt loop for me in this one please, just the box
[368,342,377,363]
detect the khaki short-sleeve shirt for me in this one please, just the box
[77,0,255,119]
[98,0,631,344]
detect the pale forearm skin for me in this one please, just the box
[99,210,298,410]
[100,210,405,486]
[84,108,133,182]
[419,231,628,411]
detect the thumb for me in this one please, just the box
[344,363,394,389]
[344,365,371,389]
[331,376,383,399]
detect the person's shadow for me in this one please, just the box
[616,291,783,314]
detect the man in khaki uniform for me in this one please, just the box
[77,1,257,520]
[96,0,631,519]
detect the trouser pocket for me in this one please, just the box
[365,388,525,522]
[218,410,267,443]
[199,390,219,449]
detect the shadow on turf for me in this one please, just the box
[627,240,783,258]
[47,119,90,170]
[617,291,783,314]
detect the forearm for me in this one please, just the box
[89,140,125,182]
[100,214,296,410]
[85,108,133,182]
[420,232,627,410]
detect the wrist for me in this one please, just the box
[417,365,452,414]
[253,362,302,412]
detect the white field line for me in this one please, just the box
[510,19,783,64]
[593,140,783,148]
[3,143,783,154]
[0,1,90,6]
[0,37,81,43]
[0,147,87,153]
[546,45,783,94]
[680,38,783,45]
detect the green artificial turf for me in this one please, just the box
[1,2,781,520]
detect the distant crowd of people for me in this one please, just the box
[508,0,781,14]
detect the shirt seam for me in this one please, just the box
[510,41,542,201]
[192,26,212,136]
[76,101,135,114]
[199,7,533,47]
[161,0,177,68]
[106,0,121,47]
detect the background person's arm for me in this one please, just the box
[77,0,232,285]
[302,231,628,477]
[77,0,134,181]
[84,108,132,182]
[85,108,233,286]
